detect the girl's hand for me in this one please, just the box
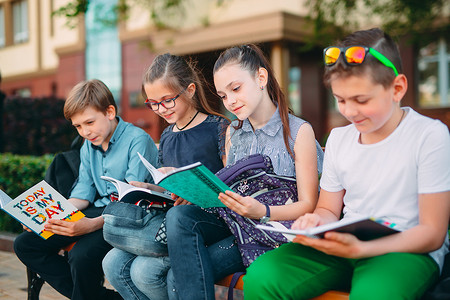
[219,190,266,219]
[293,231,366,258]
[129,181,166,193]
[158,167,176,174]
[172,194,191,206]
[291,213,322,230]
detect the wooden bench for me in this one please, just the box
[215,273,349,300]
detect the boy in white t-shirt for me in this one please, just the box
[244,28,450,299]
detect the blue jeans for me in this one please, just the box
[103,248,175,300]
[166,205,245,300]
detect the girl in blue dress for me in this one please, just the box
[102,53,229,300]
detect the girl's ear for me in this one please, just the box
[392,74,408,103]
[257,67,269,89]
[106,105,116,120]
[186,83,196,99]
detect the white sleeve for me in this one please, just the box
[417,122,450,194]
[320,129,344,193]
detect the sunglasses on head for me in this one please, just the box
[323,46,399,76]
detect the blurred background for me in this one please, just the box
[0,0,449,233]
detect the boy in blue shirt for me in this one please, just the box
[14,79,158,300]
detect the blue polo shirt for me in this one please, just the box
[70,117,159,207]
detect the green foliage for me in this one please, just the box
[3,96,77,155]
[52,0,186,30]
[0,154,53,233]
[304,0,449,46]
[52,0,89,28]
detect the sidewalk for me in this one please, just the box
[0,245,64,300]
[0,233,242,300]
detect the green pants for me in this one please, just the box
[244,243,439,300]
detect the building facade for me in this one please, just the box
[0,0,449,143]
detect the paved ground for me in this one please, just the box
[0,233,242,300]
[0,250,65,300]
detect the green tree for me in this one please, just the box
[305,0,449,46]
[53,0,449,44]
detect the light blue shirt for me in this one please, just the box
[227,108,323,177]
[70,117,158,207]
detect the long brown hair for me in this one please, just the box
[213,44,294,158]
[142,53,226,118]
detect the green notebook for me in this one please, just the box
[138,153,229,208]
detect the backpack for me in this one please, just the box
[215,154,297,267]
[44,136,82,198]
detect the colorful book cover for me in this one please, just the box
[138,152,230,208]
[0,180,85,239]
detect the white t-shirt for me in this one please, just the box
[320,107,450,271]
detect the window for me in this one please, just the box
[85,0,122,105]
[288,67,302,116]
[0,5,5,47]
[13,0,28,44]
[418,38,450,108]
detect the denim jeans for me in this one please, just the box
[103,248,175,300]
[166,205,245,300]
[102,202,168,256]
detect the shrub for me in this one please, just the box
[3,96,77,155]
[0,153,53,233]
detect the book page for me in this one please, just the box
[0,190,13,209]
[257,216,399,241]
[137,152,166,183]
[101,176,172,203]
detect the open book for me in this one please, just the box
[101,176,173,204]
[138,152,230,208]
[0,180,85,239]
[257,216,400,241]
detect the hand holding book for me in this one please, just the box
[257,216,399,241]
[137,152,230,208]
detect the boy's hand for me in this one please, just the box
[22,224,32,233]
[293,231,366,258]
[218,190,266,219]
[291,213,321,230]
[44,216,103,237]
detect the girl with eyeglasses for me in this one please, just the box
[102,53,229,300]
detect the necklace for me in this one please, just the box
[175,111,199,131]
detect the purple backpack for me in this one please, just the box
[215,154,297,267]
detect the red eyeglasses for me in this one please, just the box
[145,87,187,111]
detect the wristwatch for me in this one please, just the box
[259,203,270,224]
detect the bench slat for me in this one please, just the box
[216,274,349,299]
